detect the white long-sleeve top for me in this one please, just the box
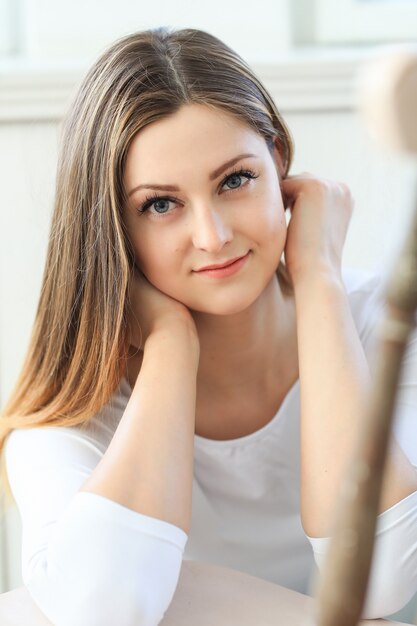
[4,266,417,626]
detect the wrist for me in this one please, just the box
[292,264,343,294]
[292,268,345,310]
[146,320,200,357]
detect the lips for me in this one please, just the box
[195,254,247,272]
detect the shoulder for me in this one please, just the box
[341,265,417,371]
[5,377,132,468]
[341,265,387,322]
[341,265,385,298]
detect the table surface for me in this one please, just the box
[0,559,414,626]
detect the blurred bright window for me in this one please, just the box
[314,0,417,44]
[0,0,18,57]
[0,0,416,61]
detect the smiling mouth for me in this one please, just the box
[195,253,248,272]
[193,251,251,278]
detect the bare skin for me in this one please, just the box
[125,272,299,441]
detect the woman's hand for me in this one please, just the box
[281,172,354,285]
[126,267,199,352]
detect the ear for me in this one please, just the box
[271,138,286,180]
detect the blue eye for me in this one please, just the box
[137,195,177,216]
[224,171,250,191]
[137,167,259,218]
[222,167,259,191]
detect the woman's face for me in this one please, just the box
[123,103,288,315]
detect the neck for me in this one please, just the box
[191,272,298,398]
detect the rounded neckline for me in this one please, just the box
[194,377,300,448]
[121,373,300,448]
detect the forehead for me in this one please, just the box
[133,103,258,146]
[124,104,266,179]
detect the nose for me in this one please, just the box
[191,205,233,252]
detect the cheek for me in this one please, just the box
[267,215,287,263]
[130,234,162,278]
[133,238,182,294]
[252,189,287,245]
[254,197,288,267]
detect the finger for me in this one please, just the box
[283,171,315,179]
[281,175,310,186]
[281,173,317,201]
[280,179,299,203]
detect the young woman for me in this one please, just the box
[1,27,417,626]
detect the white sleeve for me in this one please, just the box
[5,421,188,626]
[307,490,417,620]
[305,270,417,619]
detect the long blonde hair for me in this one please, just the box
[0,26,295,501]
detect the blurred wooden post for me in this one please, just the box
[311,46,417,626]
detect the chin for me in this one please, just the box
[186,282,268,317]
[190,302,250,316]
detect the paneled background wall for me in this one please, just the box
[0,7,416,621]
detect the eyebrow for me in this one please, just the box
[127,153,259,198]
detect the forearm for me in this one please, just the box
[80,324,199,534]
[294,269,417,538]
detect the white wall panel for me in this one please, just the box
[0,123,58,594]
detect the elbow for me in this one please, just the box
[308,542,417,620]
[22,492,188,626]
[359,566,417,620]
[25,558,182,626]
[26,577,179,626]
[77,580,176,626]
